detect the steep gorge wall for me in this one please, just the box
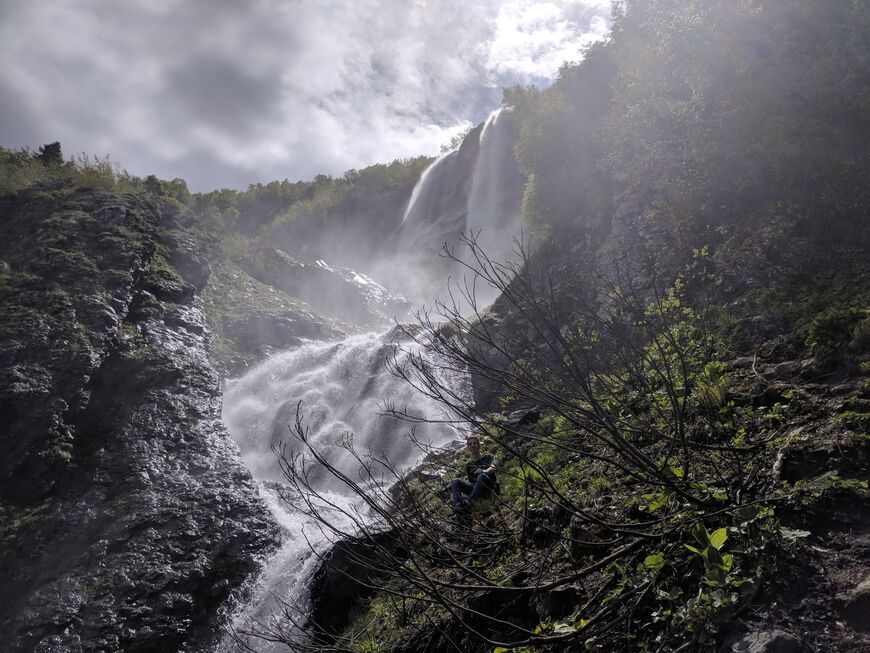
[0,186,279,651]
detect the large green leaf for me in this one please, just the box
[709,527,728,550]
[644,552,666,571]
[691,522,710,547]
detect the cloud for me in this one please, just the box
[486,0,612,81]
[163,56,285,136]
[0,0,611,191]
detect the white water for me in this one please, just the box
[466,108,524,270]
[218,331,469,651]
[401,149,460,226]
[389,107,525,307]
[218,107,524,651]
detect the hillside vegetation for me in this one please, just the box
[277,1,870,652]
[2,1,869,651]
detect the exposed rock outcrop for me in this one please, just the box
[243,246,411,327]
[203,258,347,377]
[0,186,280,651]
[308,530,404,642]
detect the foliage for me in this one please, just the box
[258,237,788,652]
[506,0,870,279]
[504,45,614,243]
[0,144,144,195]
[185,155,433,271]
[259,156,432,267]
[440,124,475,154]
[806,307,869,359]
[34,141,63,167]
[143,174,191,204]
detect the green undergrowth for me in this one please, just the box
[735,268,870,361]
[0,499,53,545]
[329,273,869,652]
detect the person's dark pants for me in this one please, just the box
[451,473,495,507]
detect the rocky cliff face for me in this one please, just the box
[203,257,347,377]
[242,246,412,327]
[0,185,280,652]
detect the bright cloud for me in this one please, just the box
[486,0,612,79]
[0,0,611,191]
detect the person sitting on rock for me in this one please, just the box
[451,435,498,511]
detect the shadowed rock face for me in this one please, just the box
[0,186,279,652]
[243,246,412,327]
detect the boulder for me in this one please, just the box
[839,576,870,631]
[504,405,541,429]
[309,530,404,641]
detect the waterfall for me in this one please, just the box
[397,146,469,266]
[218,330,469,651]
[401,149,461,226]
[466,108,525,269]
[217,106,523,652]
[386,108,525,307]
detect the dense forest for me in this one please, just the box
[1,0,869,651]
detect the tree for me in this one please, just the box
[34,141,63,167]
[144,174,191,204]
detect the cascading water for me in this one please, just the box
[384,107,526,307]
[466,108,525,270]
[401,149,462,226]
[218,106,524,651]
[218,330,469,651]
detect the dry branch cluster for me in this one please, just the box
[246,238,778,652]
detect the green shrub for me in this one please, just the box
[806,307,868,358]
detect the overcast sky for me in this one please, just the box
[0,0,611,191]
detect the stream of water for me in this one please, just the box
[218,106,522,651]
[218,331,469,651]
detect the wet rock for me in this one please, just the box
[0,187,280,652]
[799,358,824,379]
[385,322,425,343]
[98,204,127,224]
[144,275,196,303]
[310,530,404,642]
[839,576,870,631]
[748,314,779,341]
[202,259,346,376]
[504,405,541,429]
[34,633,83,653]
[228,313,321,350]
[163,304,206,335]
[729,356,757,370]
[166,234,212,289]
[729,630,805,652]
[830,381,857,396]
[244,246,411,326]
[770,360,801,378]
